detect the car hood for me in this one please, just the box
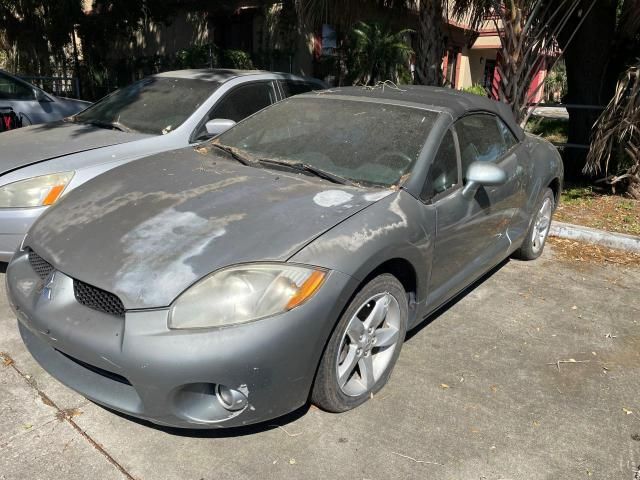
[26,147,392,309]
[0,121,151,176]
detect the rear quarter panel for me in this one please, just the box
[522,133,564,218]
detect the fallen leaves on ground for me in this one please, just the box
[56,408,83,421]
[556,187,640,236]
[547,237,640,266]
[1,352,14,367]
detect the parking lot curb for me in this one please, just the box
[549,221,640,253]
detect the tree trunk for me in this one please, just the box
[560,0,617,181]
[415,0,444,86]
[279,0,298,72]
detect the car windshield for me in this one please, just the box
[74,77,218,135]
[214,97,439,187]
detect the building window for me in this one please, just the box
[483,60,496,90]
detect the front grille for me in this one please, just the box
[28,249,126,318]
[73,280,126,318]
[56,349,131,385]
[28,250,54,280]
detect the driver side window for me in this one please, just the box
[193,82,277,141]
[421,129,459,201]
[456,113,508,175]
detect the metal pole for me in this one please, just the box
[71,24,82,99]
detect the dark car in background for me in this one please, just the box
[6,86,562,429]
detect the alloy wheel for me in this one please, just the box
[531,196,553,254]
[336,292,402,397]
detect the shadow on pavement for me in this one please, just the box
[405,258,509,342]
[0,262,7,274]
[98,402,311,438]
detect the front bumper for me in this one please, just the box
[7,250,356,428]
[0,207,46,262]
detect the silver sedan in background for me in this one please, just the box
[0,69,325,262]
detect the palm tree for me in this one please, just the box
[348,21,414,84]
[294,0,447,86]
[293,0,592,102]
[414,0,445,86]
[450,0,592,123]
[585,61,640,199]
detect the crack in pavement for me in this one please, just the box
[1,352,136,480]
[0,417,59,450]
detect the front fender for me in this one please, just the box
[290,190,435,309]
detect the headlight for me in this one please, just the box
[0,172,74,208]
[169,264,326,329]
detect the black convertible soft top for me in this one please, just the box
[305,85,525,141]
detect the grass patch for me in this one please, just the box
[525,117,568,144]
[561,185,596,204]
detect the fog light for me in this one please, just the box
[215,384,248,411]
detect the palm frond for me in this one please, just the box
[585,61,640,197]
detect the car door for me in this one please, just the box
[191,81,278,142]
[423,127,502,309]
[456,113,525,253]
[496,116,530,242]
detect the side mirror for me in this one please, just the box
[34,88,51,103]
[462,161,507,198]
[205,119,236,137]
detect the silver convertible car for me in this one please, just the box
[0,69,324,261]
[6,86,563,429]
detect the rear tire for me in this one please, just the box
[311,274,408,412]
[513,188,555,260]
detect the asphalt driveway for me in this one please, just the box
[1,247,639,480]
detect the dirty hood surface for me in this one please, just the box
[0,121,151,175]
[27,147,391,309]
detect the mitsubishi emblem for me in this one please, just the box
[41,271,56,301]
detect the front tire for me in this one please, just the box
[311,274,408,412]
[514,187,555,260]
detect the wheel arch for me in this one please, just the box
[547,177,562,207]
[360,257,417,298]
[307,254,421,402]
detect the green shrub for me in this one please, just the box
[174,44,215,69]
[462,84,488,96]
[222,50,254,70]
[345,21,414,85]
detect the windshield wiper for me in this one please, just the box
[210,144,255,166]
[258,158,355,186]
[84,119,132,133]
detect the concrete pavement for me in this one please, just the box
[1,247,639,480]
[531,106,569,119]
